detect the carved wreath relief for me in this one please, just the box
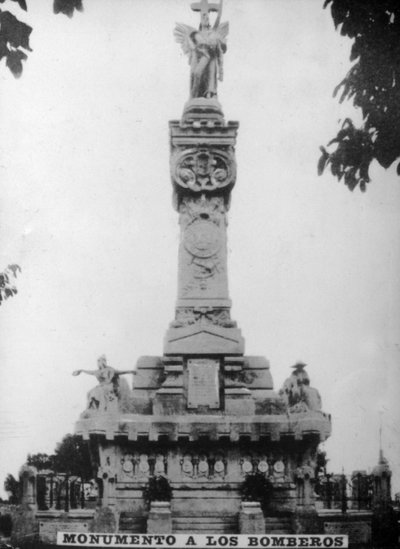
[171,148,236,193]
[118,453,167,481]
[239,455,289,482]
[180,453,227,479]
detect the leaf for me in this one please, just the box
[6,48,27,77]
[317,147,329,175]
[4,288,13,298]
[16,0,28,10]
[0,39,8,60]
[0,11,32,50]
[330,159,340,178]
[327,2,400,186]
[0,0,27,10]
[8,264,21,277]
[53,0,83,18]
[359,161,371,183]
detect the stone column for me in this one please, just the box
[164,107,244,357]
[19,465,38,509]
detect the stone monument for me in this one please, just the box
[74,0,331,534]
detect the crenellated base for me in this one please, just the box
[72,352,331,534]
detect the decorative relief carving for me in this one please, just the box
[118,453,168,482]
[138,454,150,476]
[154,455,166,476]
[179,453,227,480]
[98,455,117,482]
[178,195,227,297]
[179,195,226,228]
[273,460,285,479]
[120,454,134,481]
[171,306,236,328]
[171,148,236,193]
[213,457,226,478]
[184,220,221,260]
[198,456,209,477]
[294,462,315,481]
[181,455,194,477]
[239,454,293,483]
[241,458,254,475]
[257,460,269,474]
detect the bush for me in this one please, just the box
[240,472,272,511]
[143,476,172,505]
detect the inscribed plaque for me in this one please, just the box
[187,358,220,408]
[40,521,89,544]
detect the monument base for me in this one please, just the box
[182,98,224,123]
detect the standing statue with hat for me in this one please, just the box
[280,362,322,412]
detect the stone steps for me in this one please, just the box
[264,516,293,534]
[119,513,147,533]
[173,515,238,533]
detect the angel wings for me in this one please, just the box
[173,21,229,99]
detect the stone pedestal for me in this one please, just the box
[239,502,265,534]
[147,502,172,534]
[90,507,117,533]
[75,354,332,534]
[10,504,39,547]
[19,465,37,509]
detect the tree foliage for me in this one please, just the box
[320,1,400,191]
[26,452,53,470]
[240,471,272,511]
[3,473,20,503]
[0,0,82,77]
[27,435,93,479]
[0,264,21,305]
[6,434,93,500]
[52,433,92,479]
[53,0,83,18]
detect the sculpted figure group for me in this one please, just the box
[73,355,136,414]
[280,362,322,413]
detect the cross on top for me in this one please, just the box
[191,0,220,17]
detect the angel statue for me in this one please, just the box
[174,0,229,99]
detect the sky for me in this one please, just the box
[0,0,399,499]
